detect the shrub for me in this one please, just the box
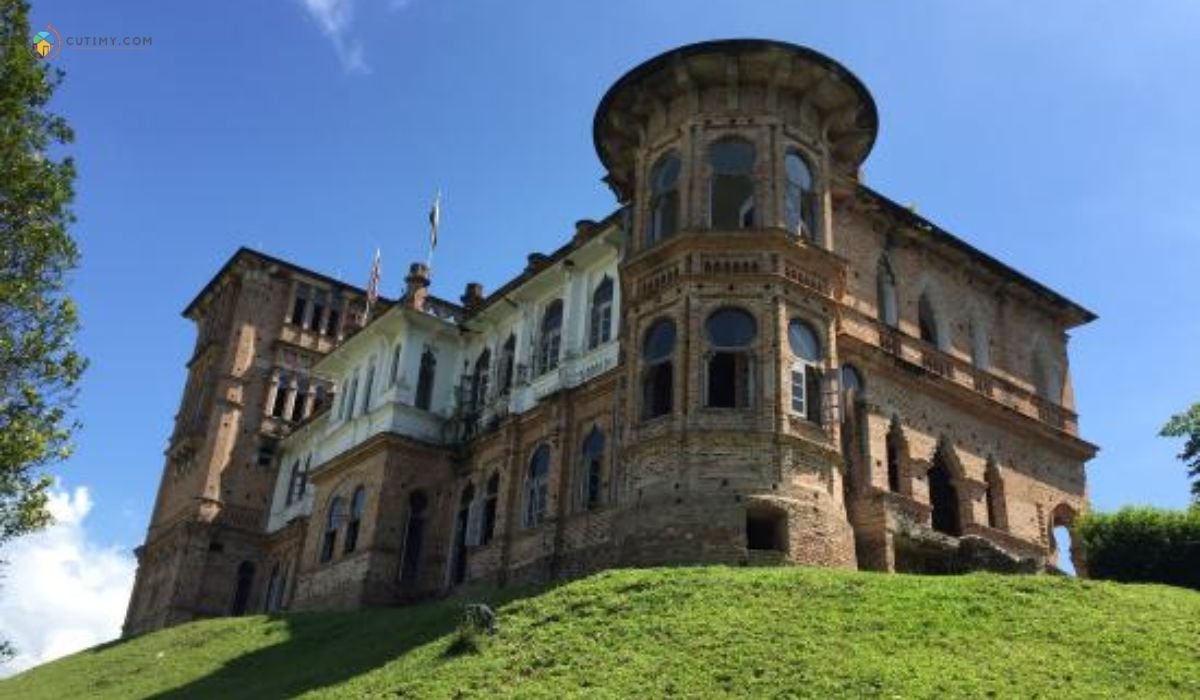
[1076,507,1200,590]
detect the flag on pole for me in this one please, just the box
[365,247,381,317]
[428,190,441,256]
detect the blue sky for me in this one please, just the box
[23,0,1200,568]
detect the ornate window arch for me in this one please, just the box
[647,151,681,245]
[641,318,676,420]
[524,445,551,528]
[415,348,437,410]
[784,149,818,241]
[320,495,344,563]
[589,276,614,348]
[344,485,366,554]
[579,426,605,510]
[538,300,564,375]
[705,307,757,408]
[787,318,823,423]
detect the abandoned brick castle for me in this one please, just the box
[123,40,1096,635]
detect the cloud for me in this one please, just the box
[297,0,371,74]
[0,486,136,678]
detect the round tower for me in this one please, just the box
[598,40,877,568]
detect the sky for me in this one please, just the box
[3,0,1199,675]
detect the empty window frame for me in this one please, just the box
[641,319,676,420]
[647,152,681,244]
[709,138,756,230]
[705,308,756,408]
[589,277,614,348]
[784,149,817,241]
[524,445,551,528]
[538,300,564,374]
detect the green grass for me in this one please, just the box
[3,566,1199,698]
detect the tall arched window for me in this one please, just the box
[388,342,403,387]
[784,150,817,240]
[706,308,756,408]
[709,138,756,229]
[840,365,865,491]
[290,376,308,422]
[470,349,491,412]
[918,291,941,347]
[498,334,516,394]
[231,561,255,616]
[788,319,823,423]
[1032,350,1062,403]
[928,443,961,536]
[481,472,500,544]
[876,257,898,328]
[886,417,905,493]
[399,490,427,584]
[647,152,681,244]
[344,486,366,554]
[361,361,376,414]
[452,482,475,585]
[415,348,436,410]
[524,445,551,528]
[285,459,302,505]
[641,319,676,420]
[589,277,614,348]
[985,458,1006,530]
[580,427,605,510]
[538,300,563,374]
[346,368,360,419]
[320,496,343,563]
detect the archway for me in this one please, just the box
[928,447,960,536]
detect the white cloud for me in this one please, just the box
[297,0,371,74]
[0,486,136,678]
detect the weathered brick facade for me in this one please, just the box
[125,39,1095,633]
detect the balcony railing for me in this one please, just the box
[868,321,1078,436]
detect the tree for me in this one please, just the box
[1161,402,1200,504]
[1,0,84,547]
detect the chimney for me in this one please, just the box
[461,281,485,311]
[404,262,431,310]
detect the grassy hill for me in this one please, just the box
[3,566,1198,698]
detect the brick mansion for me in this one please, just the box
[123,40,1096,635]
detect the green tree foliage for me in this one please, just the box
[0,0,84,546]
[1075,507,1200,590]
[1161,401,1200,503]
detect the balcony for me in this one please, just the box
[865,321,1079,437]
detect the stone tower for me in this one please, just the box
[595,40,878,567]
[123,249,369,635]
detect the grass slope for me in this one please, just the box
[3,567,1199,698]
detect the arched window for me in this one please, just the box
[784,150,817,240]
[346,368,360,419]
[263,563,281,613]
[415,348,436,410]
[452,482,475,585]
[840,365,866,490]
[388,342,402,387]
[344,486,366,554]
[320,496,343,563]
[1032,350,1062,403]
[1049,503,1078,574]
[538,300,563,374]
[524,445,551,528]
[290,376,309,422]
[969,319,989,369]
[876,257,898,328]
[580,427,605,510]
[589,277,614,348]
[985,459,1006,530]
[399,491,427,584]
[647,152,681,244]
[641,319,676,420]
[886,417,905,493]
[709,138,756,229]
[231,561,255,616]
[928,443,961,536]
[788,319,823,423]
[706,308,756,408]
[471,349,491,413]
[361,361,376,414]
[337,378,349,419]
[498,334,516,394]
[481,472,500,544]
[918,291,941,347]
[271,372,290,418]
[285,461,302,504]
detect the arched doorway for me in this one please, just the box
[231,561,255,616]
[928,448,960,536]
[452,483,475,585]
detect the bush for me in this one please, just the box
[1076,507,1200,590]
